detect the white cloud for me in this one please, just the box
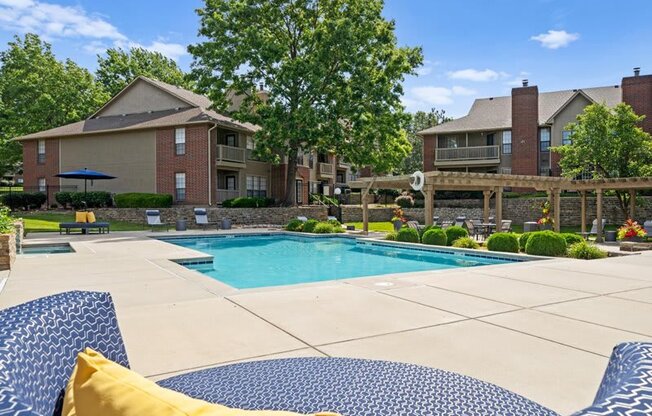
[0,0,188,61]
[415,59,438,76]
[505,71,531,87]
[447,68,509,82]
[451,86,477,96]
[531,30,579,49]
[403,84,478,111]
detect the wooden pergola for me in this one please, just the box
[350,171,652,242]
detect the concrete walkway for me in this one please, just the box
[2,230,652,415]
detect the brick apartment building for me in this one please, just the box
[17,76,356,205]
[419,68,652,178]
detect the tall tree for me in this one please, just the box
[0,34,108,177]
[399,108,451,174]
[190,0,422,205]
[553,102,652,218]
[96,47,191,97]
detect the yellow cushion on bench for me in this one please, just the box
[75,212,87,223]
[86,212,96,223]
[62,348,339,416]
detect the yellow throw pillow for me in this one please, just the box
[86,212,96,223]
[75,212,87,223]
[63,349,338,416]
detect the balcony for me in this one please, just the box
[318,162,334,178]
[216,189,240,203]
[216,145,246,168]
[434,145,500,167]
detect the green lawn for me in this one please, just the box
[345,221,395,232]
[13,212,143,233]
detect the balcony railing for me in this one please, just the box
[318,162,334,176]
[216,189,240,203]
[216,145,246,164]
[435,145,500,162]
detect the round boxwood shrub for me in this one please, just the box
[452,236,480,249]
[568,241,608,260]
[421,228,447,246]
[385,231,398,241]
[445,226,468,246]
[418,225,439,239]
[486,233,520,253]
[302,219,319,233]
[285,219,304,232]
[397,227,420,243]
[313,222,334,234]
[518,232,532,252]
[561,233,584,247]
[525,231,567,257]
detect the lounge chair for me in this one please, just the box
[453,216,466,227]
[441,219,453,228]
[297,216,308,222]
[432,216,440,226]
[407,220,425,233]
[644,220,652,240]
[327,216,338,222]
[500,220,512,232]
[464,220,480,240]
[145,209,171,231]
[59,211,110,235]
[194,208,218,230]
[1,291,650,416]
[577,219,607,240]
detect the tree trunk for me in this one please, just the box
[283,150,298,206]
[614,190,629,221]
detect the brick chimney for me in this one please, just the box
[422,134,436,172]
[511,81,539,176]
[622,67,652,134]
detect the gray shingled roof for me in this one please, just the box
[419,85,622,135]
[16,77,258,140]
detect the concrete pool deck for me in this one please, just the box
[2,230,652,414]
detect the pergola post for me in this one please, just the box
[423,187,434,226]
[482,190,492,223]
[362,193,369,235]
[495,187,503,232]
[553,188,561,233]
[580,191,587,234]
[629,189,636,220]
[595,189,603,243]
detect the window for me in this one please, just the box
[226,175,236,190]
[175,173,186,201]
[225,133,237,147]
[37,140,46,164]
[500,167,512,175]
[446,137,458,148]
[296,180,303,205]
[174,128,186,155]
[486,133,495,146]
[38,177,46,192]
[539,167,551,177]
[502,131,512,154]
[246,136,254,150]
[540,128,551,152]
[246,175,267,197]
[562,130,572,145]
[308,155,314,169]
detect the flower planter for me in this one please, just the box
[392,220,403,232]
[0,232,17,271]
[622,236,644,243]
[539,223,552,231]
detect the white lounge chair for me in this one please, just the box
[297,216,308,222]
[194,208,218,230]
[145,209,171,232]
[578,219,607,239]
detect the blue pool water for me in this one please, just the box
[21,244,73,255]
[162,235,520,289]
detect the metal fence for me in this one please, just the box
[0,185,78,207]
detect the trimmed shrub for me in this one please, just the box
[568,241,608,260]
[418,224,439,239]
[397,227,420,243]
[70,191,112,209]
[314,222,334,234]
[486,233,520,253]
[285,219,304,232]
[55,191,73,207]
[519,232,532,251]
[385,231,398,241]
[395,195,414,208]
[421,228,447,246]
[525,231,567,257]
[221,197,274,208]
[327,218,341,227]
[452,237,480,249]
[114,193,173,208]
[561,233,584,247]
[0,192,46,210]
[302,219,319,233]
[445,226,468,246]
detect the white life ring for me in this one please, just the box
[409,170,425,191]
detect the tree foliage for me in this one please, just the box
[553,102,652,218]
[0,34,108,177]
[96,47,191,97]
[399,108,451,174]
[189,0,422,204]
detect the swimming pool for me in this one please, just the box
[21,243,74,255]
[161,234,523,289]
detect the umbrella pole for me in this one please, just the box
[84,179,88,211]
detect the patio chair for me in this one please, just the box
[145,209,171,232]
[577,219,607,240]
[1,291,650,416]
[297,216,308,222]
[432,216,440,226]
[194,208,218,230]
[500,220,512,232]
[644,220,652,240]
[464,220,480,240]
[441,219,453,228]
[407,220,425,233]
[453,216,466,227]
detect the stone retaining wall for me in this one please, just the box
[0,232,16,271]
[95,206,329,227]
[341,196,652,226]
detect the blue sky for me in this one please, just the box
[0,0,651,117]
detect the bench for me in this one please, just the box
[59,222,110,235]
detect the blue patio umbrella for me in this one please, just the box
[55,168,116,203]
